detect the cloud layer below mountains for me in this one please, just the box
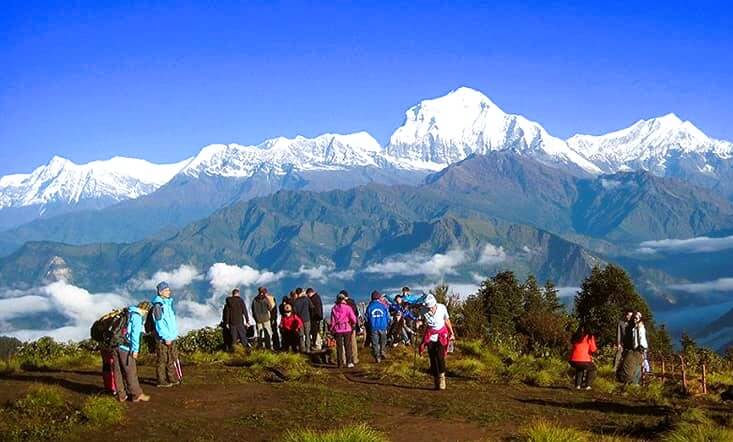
[638,235,733,254]
[1,243,512,342]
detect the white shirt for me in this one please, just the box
[423,304,449,342]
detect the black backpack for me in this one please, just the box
[144,302,162,336]
[90,308,130,348]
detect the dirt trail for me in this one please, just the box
[0,362,672,441]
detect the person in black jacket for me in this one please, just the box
[292,287,314,352]
[307,288,324,351]
[222,288,251,351]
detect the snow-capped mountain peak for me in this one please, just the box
[181,131,390,178]
[0,156,190,211]
[567,114,733,174]
[386,87,602,175]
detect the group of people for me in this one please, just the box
[568,310,649,390]
[107,283,458,402]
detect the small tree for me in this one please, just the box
[478,271,524,339]
[574,264,653,347]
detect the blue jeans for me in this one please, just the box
[370,329,387,360]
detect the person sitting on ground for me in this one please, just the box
[279,304,303,352]
[223,288,251,351]
[330,292,358,368]
[113,301,152,402]
[418,294,455,391]
[292,287,315,352]
[307,288,324,351]
[151,282,181,388]
[366,290,390,363]
[252,287,275,350]
[569,324,598,390]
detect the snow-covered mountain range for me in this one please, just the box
[2,86,733,230]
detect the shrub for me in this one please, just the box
[178,327,225,354]
[81,396,124,426]
[15,337,98,371]
[449,358,487,379]
[280,423,389,442]
[456,340,485,358]
[13,385,66,416]
[663,423,733,442]
[592,377,616,394]
[0,358,20,374]
[520,420,586,442]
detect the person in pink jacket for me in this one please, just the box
[330,292,357,368]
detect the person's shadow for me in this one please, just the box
[0,372,105,396]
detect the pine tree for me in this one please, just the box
[522,275,543,312]
[542,280,564,313]
[478,271,524,338]
[574,264,654,347]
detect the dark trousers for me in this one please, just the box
[427,341,446,376]
[569,361,597,388]
[113,348,142,399]
[310,319,321,350]
[229,324,248,350]
[281,330,299,352]
[370,329,387,360]
[156,340,179,385]
[299,321,311,352]
[271,319,281,350]
[335,332,353,367]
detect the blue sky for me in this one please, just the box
[1,0,731,175]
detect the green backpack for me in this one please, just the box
[90,308,130,348]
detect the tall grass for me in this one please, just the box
[280,423,389,442]
[13,385,66,416]
[81,396,124,426]
[520,420,586,442]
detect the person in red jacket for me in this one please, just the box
[569,324,598,390]
[279,304,303,352]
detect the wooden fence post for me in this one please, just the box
[679,354,688,393]
[702,363,708,395]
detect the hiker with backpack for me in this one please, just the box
[279,303,303,352]
[418,294,455,390]
[569,324,598,390]
[366,290,390,363]
[307,288,324,351]
[252,287,275,349]
[292,287,315,352]
[330,292,358,368]
[150,282,182,388]
[389,294,417,346]
[112,301,153,402]
[223,288,252,351]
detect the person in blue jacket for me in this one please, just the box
[366,290,390,363]
[114,301,152,402]
[151,281,181,387]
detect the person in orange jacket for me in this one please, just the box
[569,324,598,390]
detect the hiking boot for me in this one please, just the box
[439,373,446,390]
[118,394,128,402]
[584,386,592,391]
[575,386,581,390]
[157,383,174,388]
[132,394,151,402]
[347,363,355,368]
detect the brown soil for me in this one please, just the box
[0,361,675,441]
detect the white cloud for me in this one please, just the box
[139,264,203,290]
[0,295,53,320]
[669,278,733,294]
[638,235,733,254]
[294,264,333,283]
[207,263,286,295]
[478,243,507,266]
[331,270,356,280]
[2,281,132,342]
[557,287,580,298]
[364,249,467,277]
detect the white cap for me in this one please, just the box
[424,294,437,308]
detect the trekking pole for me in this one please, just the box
[411,334,419,385]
